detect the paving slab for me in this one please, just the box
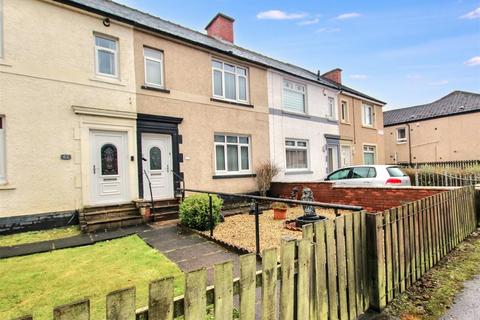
[441,274,480,320]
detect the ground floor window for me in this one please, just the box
[214,134,251,174]
[363,145,376,165]
[341,145,352,167]
[285,139,309,170]
[0,116,5,183]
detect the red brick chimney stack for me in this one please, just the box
[205,13,235,43]
[322,68,343,84]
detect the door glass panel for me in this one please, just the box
[101,144,118,175]
[149,146,162,170]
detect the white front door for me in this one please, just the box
[90,130,129,205]
[327,145,339,173]
[141,133,174,200]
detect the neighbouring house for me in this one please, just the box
[0,0,385,232]
[384,91,480,164]
[322,69,386,167]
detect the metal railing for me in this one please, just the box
[179,187,363,257]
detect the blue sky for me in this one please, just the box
[117,0,480,110]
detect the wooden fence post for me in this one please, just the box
[297,239,311,320]
[261,247,277,320]
[53,300,90,320]
[214,261,233,320]
[367,213,386,311]
[239,254,256,320]
[106,287,136,320]
[325,219,339,320]
[314,222,329,320]
[280,239,295,320]
[149,277,174,320]
[184,268,207,320]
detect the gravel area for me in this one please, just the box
[207,206,346,254]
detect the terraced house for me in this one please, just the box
[0,0,385,232]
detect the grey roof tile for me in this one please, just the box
[383,91,480,126]
[59,0,385,104]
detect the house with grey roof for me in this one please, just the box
[384,91,480,163]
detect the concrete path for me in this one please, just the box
[441,274,480,320]
[138,224,255,285]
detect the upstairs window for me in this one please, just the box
[212,60,248,103]
[214,134,251,174]
[94,35,118,77]
[285,139,309,170]
[362,103,374,127]
[283,80,306,113]
[327,97,336,119]
[397,127,407,143]
[0,116,5,183]
[341,101,349,123]
[144,47,164,88]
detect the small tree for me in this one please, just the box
[256,161,280,196]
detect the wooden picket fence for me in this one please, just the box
[13,187,477,320]
[368,186,477,310]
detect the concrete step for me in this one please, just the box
[85,216,143,233]
[82,208,139,223]
[82,203,137,214]
[152,210,179,221]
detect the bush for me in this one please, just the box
[179,194,223,231]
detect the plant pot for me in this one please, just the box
[273,208,287,220]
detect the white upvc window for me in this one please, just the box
[363,145,376,165]
[214,134,251,174]
[327,97,336,120]
[94,34,118,78]
[341,100,349,123]
[144,47,164,88]
[396,127,407,143]
[283,80,306,113]
[285,139,309,170]
[0,116,5,184]
[212,60,248,103]
[362,103,374,127]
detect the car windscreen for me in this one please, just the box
[351,167,376,178]
[387,166,407,177]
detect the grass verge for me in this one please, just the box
[383,229,480,320]
[0,226,81,247]
[0,235,184,320]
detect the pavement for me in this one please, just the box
[440,274,480,320]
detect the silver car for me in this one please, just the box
[325,165,411,186]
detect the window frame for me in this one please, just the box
[211,59,249,104]
[214,134,252,175]
[143,47,164,88]
[0,115,5,184]
[94,34,119,78]
[340,100,349,123]
[285,138,310,171]
[327,97,336,120]
[363,144,377,165]
[396,127,407,144]
[362,103,374,127]
[282,79,307,114]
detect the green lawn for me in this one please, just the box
[0,235,184,320]
[0,226,81,247]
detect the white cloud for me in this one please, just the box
[350,74,368,80]
[256,10,307,20]
[297,18,320,25]
[461,7,480,19]
[315,27,341,33]
[427,80,449,86]
[465,56,480,66]
[336,12,361,20]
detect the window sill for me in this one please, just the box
[340,121,351,125]
[326,118,339,124]
[212,173,256,179]
[281,110,310,118]
[285,170,313,175]
[396,141,407,144]
[141,85,170,94]
[0,60,12,67]
[210,98,254,108]
[0,183,16,190]
[361,125,377,130]
[89,76,126,86]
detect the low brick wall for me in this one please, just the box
[270,182,450,213]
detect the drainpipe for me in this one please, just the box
[407,123,413,164]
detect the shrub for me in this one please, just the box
[179,194,223,231]
[256,161,280,196]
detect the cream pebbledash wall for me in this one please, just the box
[384,112,480,163]
[268,70,340,182]
[338,93,385,165]
[133,29,270,194]
[0,0,138,217]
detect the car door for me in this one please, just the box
[326,168,352,185]
[349,167,376,186]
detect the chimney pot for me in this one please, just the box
[205,13,235,43]
[322,68,342,84]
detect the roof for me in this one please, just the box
[383,91,480,126]
[56,0,385,104]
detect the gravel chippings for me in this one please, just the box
[207,206,347,255]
